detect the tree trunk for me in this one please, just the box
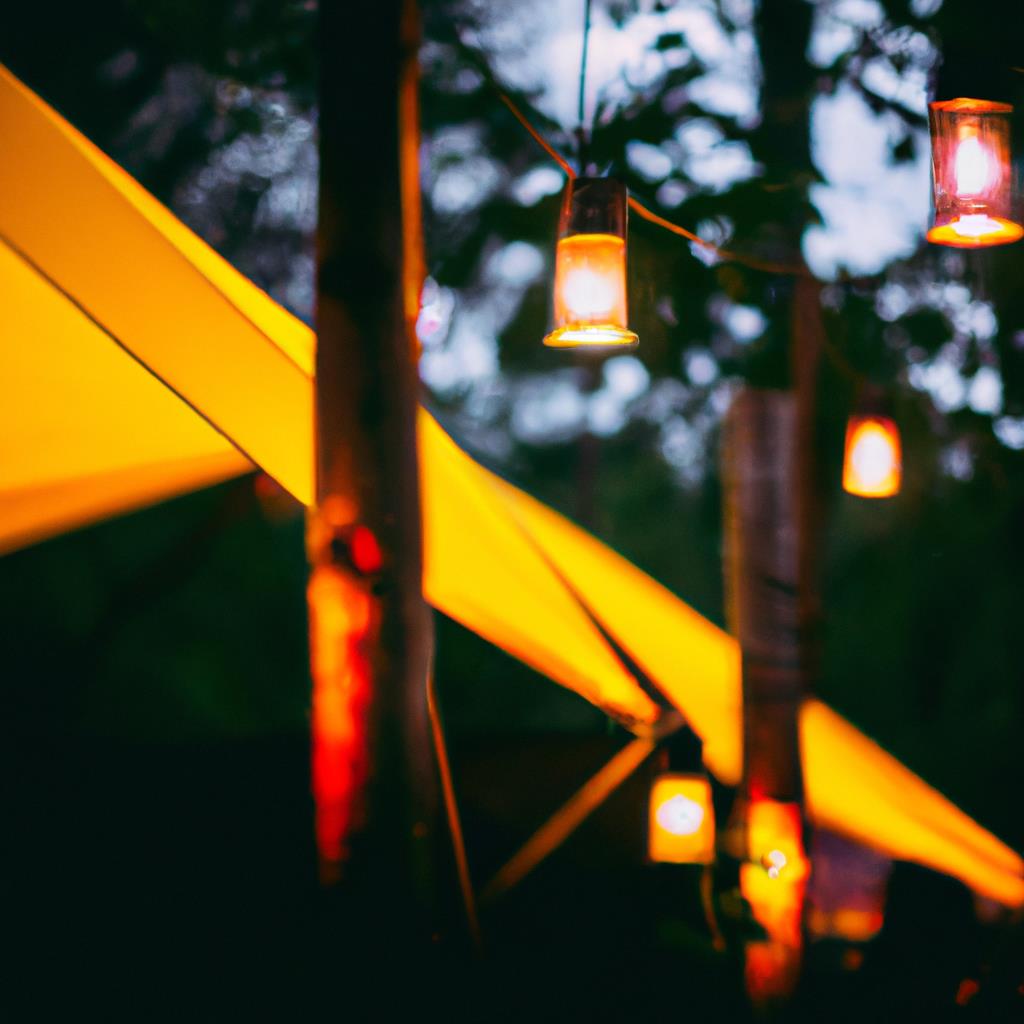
[723,389,809,804]
[713,0,825,1004]
[308,0,436,967]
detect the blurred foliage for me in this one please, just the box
[1,0,1023,852]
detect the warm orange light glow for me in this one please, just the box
[926,216,1023,247]
[956,978,981,1007]
[399,0,426,356]
[546,234,637,348]
[954,136,991,195]
[843,415,901,498]
[747,800,808,883]
[307,562,375,883]
[741,798,808,948]
[928,98,1022,248]
[648,774,716,864]
[741,867,805,1003]
[806,906,884,943]
[744,939,801,1005]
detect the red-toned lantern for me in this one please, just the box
[843,413,901,499]
[927,98,1022,248]
[544,177,638,349]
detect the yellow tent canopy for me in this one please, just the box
[2,64,1021,907]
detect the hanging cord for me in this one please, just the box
[497,91,577,179]
[458,30,881,376]
[577,0,593,173]
[491,79,809,277]
[448,26,910,287]
[626,195,809,276]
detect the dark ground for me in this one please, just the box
[3,727,1022,1021]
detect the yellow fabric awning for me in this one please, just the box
[0,229,248,551]
[2,62,1021,907]
[0,64,313,507]
[420,414,658,727]
[0,61,656,731]
[489,477,1024,906]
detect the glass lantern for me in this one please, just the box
[927,98,1023,248]
[544,177,638,348]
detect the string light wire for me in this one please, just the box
[453,27,877,383]
[577,0,593,170]
[493,82,808,276]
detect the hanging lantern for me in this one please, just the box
[927,98,1023,248]
[744,799,807,884]
[648,773,716,864]
[544,177,638,349]
[739,799,809,948]
[842,390,902,499]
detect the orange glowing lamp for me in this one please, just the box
[927,99,1023,248]
[740,798,809,949]
[745,799,808,885]
[843,414,901,498]
[648,773,716,864]
[544,177,638,349]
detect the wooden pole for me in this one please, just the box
[721,386,814,1005]
[713,0,824,1003]
[722,388,806,806]
[308,0,436,962]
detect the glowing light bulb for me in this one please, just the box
[656,794,705,837]
[763,849,788,879]
[562,266,614,319]
[548,233,633,347]
[951,213,1002,238]
[851,428,895,487]
[954,136,991,195]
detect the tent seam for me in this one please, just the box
[0,232,263,474]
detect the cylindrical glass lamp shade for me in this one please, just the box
[544,177,638,349]
[843,415,902,498]
[927,98,1023,247]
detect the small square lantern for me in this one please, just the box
[544,177,638,349]
[927,98,1023,248]
[648,773,715,864]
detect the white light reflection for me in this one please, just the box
[656,795,705,837]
